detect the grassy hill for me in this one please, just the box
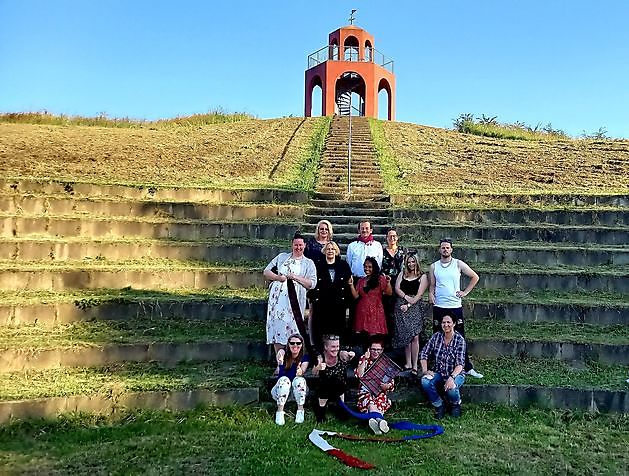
[371,119,629,196]
[0,116,329,190]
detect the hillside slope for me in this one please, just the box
[0,117,327,190]
[372,120,629,195]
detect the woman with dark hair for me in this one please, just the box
[311,334,355,422]
[349,257,393,339]
[264,233,317,353]
[393,252,429,375]
[381,228,406,339]
[309,241,352,352]
[271,333,310,425]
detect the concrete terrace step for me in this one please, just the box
[398,223,628,245]
[0,387,259,424]
[0,341,269,372]
[309,199,391,209]
[0,237,285,263]
[303,214,392,225]
[0,264,265,291]
[2,292,625,327]
[390,193,629,208]
[0,196,304,221]
[0,179,309,204]
[1,216,303,240]
[393,208,629,226]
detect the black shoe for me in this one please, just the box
[434,405,446,420]
[313,403,326,423]
[450,404,461,418]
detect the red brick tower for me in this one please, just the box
[304,24,395,120]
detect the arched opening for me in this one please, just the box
[364,40,373,62]
[378,78,393,120]
[343,36,359,62]
[329,39,339,61]
[335,72,366,116]
[307,75,323,117]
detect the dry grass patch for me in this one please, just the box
[0,117,327,190]
[372,120,629,196]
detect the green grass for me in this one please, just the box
[466,320,629,345]
[0,360,269,401]
[0,404,627,474]
[0,318,264,350]
[0,258,266,271]
[469,288,629,307]
[474,356,629,391]
[0,287,268,306]
[369,117,405,195]
[456,119,569,141]
[0,110,253,128]
[295,116,331,192]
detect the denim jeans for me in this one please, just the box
[421,372,465,407]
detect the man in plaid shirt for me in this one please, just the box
[419,314,466,419]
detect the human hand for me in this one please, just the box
[363,349,371,360]
[347,351,355,360]
[276,349,285,365]
[278,275,287,282]
[348,276,354,286]
[385,275,391,283]
[444,376,456,391]
[296,367,303,377]
[428,292,435,304]
[317,355,326,371]
[401,303,409,312]
[455,290,467,298]
[381,382,392,391]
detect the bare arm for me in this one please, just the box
[428,264,436,304]
[263,269,287,283]
[394,272,404,298]
[410,274,429,305]
[348,276,359,299]
[457,260,479,297]
[383,275,393,296]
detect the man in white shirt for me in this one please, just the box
[429,238,483,378]
[346,221,383,278]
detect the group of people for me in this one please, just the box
[263,220,483,427]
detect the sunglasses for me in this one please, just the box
[288,341,303,346]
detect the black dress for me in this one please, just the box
[305,237,326,266]
[309,257,352,351]
[381,246,406,336]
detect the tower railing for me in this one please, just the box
[307,45,394,73]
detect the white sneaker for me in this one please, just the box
[275,411,285,425]
[368,418,382,435]
[378,418,389,434]
[467,369,484,379]
[626,378,629,384]
[295,409,304,424]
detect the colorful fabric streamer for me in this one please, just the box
[307,400,444,469]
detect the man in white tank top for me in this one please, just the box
[429,238,483,378]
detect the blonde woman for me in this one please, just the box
[305,220,333,265]
[393,252,428,375]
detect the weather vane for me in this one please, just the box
[348,9,357,25]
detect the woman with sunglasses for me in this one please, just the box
[355,336,394,434]
[272,333,310,425]
[393,252,429,376]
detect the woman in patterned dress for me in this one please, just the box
[381,228,406,340]
[355,336,394,434]
[264,233,317,353]
[393,252,429,375]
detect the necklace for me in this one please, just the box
[439,259,453,268]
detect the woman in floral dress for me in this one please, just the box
[263,233,317,353]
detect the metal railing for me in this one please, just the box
[307,44,394,73]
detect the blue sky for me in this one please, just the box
[1,0,628,138]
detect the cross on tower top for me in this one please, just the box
[348,9,357,25]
